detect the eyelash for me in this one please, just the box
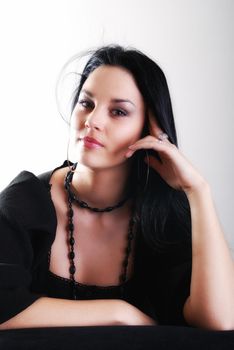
[78,99,128,117]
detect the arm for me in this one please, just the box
[0,297,156,329]
[183,181,234,330]
[0,175,157,330]
[126,118,234,330]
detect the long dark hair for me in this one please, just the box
[60,44,191,260]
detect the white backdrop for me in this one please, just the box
[0,0,233,254]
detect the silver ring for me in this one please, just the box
[158,132,168,141]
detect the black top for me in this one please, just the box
[0,160,192,326]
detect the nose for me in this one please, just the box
[84,106,105,131]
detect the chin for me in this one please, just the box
[75,154,106,170]
[75,153,128,171]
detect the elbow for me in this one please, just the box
[185,315,234,331]
[209,318,234,331]
[202,320,234,331]
[217,324,234,332]
[183,298,234,331]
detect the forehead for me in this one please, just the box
[81,65,144,105]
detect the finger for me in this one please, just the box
[158,132,170,143]
[126,139,170,158]
[129,135,156,148]
[129,136,171,151]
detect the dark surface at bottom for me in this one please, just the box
[0,325,233,350]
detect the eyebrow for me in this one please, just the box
[81,89,136,107]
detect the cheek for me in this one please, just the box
[110,122,144,154]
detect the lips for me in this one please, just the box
[83,136,104,147]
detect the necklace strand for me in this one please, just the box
[64,163,135,300]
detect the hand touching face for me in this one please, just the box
[126,111,207,194]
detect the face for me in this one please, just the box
[69,65,146,170]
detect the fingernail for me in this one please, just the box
[126,151,133,158]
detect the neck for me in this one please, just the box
[70,162,133,209]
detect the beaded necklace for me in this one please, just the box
[64,163,135,299]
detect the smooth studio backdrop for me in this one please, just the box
[0,0,233,255]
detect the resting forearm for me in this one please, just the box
[184,182,234,330]
[0,297,122,329]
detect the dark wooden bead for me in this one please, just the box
[68,223,74,231]
[69,251,75,259]
[123,259,128,268]
[69,265,76,275]
[92,207,100,212]
[80,201,88,208]
[69,237,75,246]
[68,208,74,217]
[105,207,113,212]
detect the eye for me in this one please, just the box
[111,109,128,117]
[78,99,93,109]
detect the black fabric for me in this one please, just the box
[0,326,233,350]
[0,170,57,324]
[0,160,192,326]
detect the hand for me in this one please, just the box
[116,300,157,326]
[125,111,207,194]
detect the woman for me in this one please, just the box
[0,45,233,330]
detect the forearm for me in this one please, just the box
[184,182,234,330]
[0,296,157,330]
[0,297,122,330]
